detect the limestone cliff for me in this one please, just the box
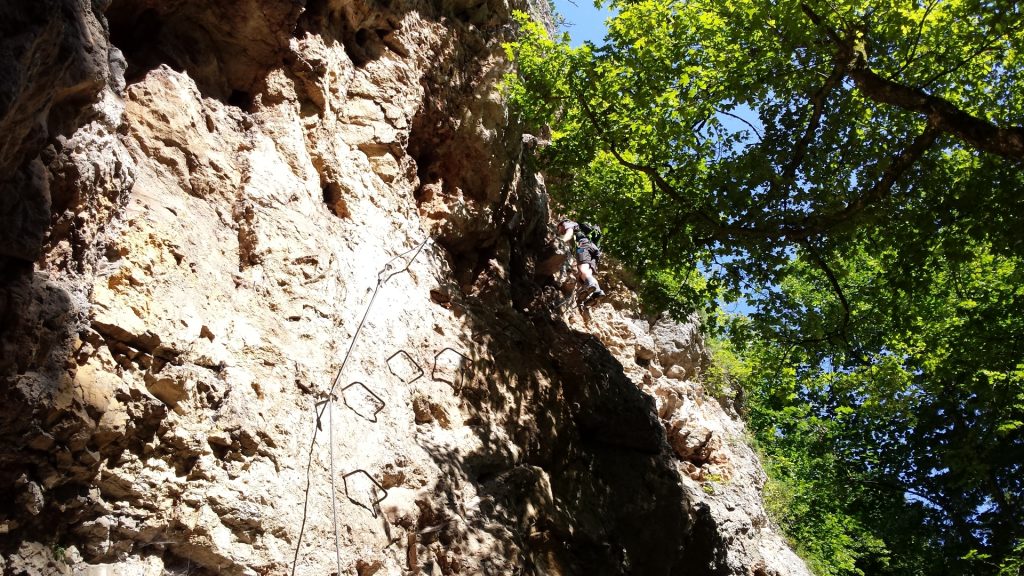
[0,1,811,575]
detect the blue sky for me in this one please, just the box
[552,0,614,46]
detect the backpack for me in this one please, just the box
[578,222,602,248]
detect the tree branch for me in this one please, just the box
[801,2,1024,161]
[569,61,936,250]
[895,0,940,76]
[574,89,682,201]
[847,475,950,515]
[717,108,763,142]
[810,124,940,233]
[699,125,936,244]
[799,238,851,345]
[780,60,848,181]
[848,66,1024,160]
[571,83,728,234]
[920,12,1024,89]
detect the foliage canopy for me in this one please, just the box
[506,1,1024,574]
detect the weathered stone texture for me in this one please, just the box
[0,1,810,575]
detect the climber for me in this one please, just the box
[557,218,605,307]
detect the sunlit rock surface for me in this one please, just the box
[0,1,810,575]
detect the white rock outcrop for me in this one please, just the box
[0,1,810,575]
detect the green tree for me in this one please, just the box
[506,1,1024,574]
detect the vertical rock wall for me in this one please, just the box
[0,1,811,575]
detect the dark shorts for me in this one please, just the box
[576,246,599,270]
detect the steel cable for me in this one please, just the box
[290,236,432,576]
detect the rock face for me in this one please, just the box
[0,1,811,575]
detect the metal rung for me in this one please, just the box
[386,350,423,384]
[432,347,472,392]
[342,469,388,518]
[341,381,385,423]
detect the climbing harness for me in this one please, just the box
[291,236,433,576]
